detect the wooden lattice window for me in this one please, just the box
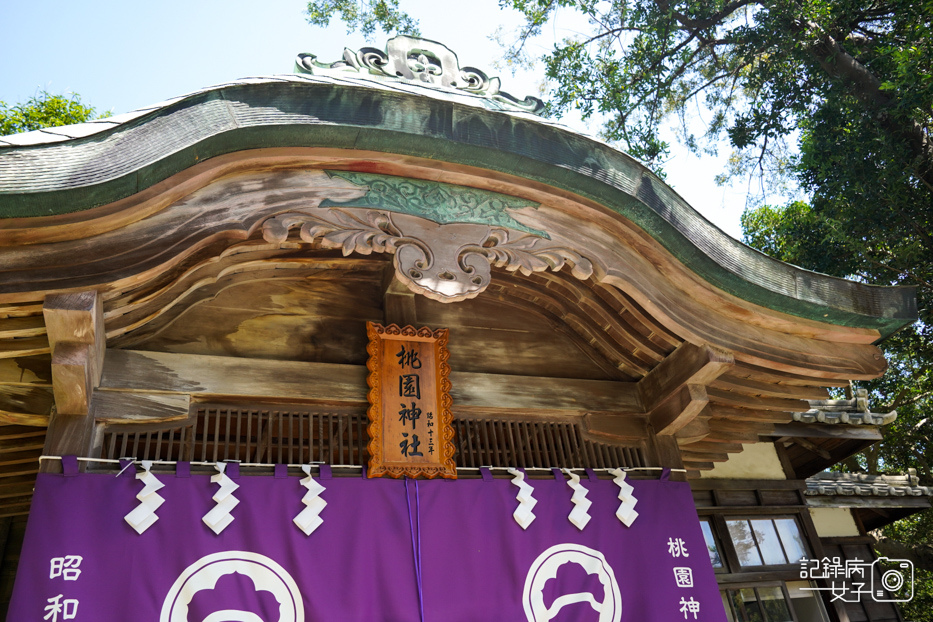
[100,405,647,469]
[452,419,646,469]
[101,406,368,465]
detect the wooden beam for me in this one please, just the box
[674,416,711,444]
[789,437,832,460]
[771,421,884,441]
[773,440,797,479]
[43,291,106,416]
[638,343,733,411]
[0,409,49,427]
[582,413,647,442]
[0,477,42,499]
[92,391,190,424]
[649,384,709,436]
[0,426,48,441]
[682,441,744,454]
[706,388,808,412]
[711,374,829,401]
[0,336,50,359]
[100,350,642,416]
[49,342,93,416]
[0,437,44,454]
[700,429,766,445]
[681,451,730,463]
[691,478,804,491]
[383,275,417,327]
[0,463,40,478]
[43,292,105,383]
[0,504,34,518]
[708,405,794,423]
[452,372,640,414]
[0,388,54,424]
[639,343,732,438]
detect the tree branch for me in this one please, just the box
[871,534,933,572]
[803,23,933,189]
[655,0,758,32]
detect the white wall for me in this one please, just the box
[808,507,861,537]
[700,443,786,480]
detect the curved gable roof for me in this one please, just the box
[0,70,916,338]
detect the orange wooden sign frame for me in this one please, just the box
[365,322,456,478]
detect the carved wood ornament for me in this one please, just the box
[365,322,456,479]
[262,208,593,303]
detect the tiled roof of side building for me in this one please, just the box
[795,389,898,426]
[806,470,933,498]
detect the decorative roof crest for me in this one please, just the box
[295,36,545,115]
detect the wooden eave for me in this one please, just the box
[0,78,915,335]
[0,75,918,515]
[770,422,885,478]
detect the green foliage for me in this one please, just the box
[881,513,933,620]
[739,202,851,275]
[0,91,105,137]
[306,0,419,38]
[496,0,933,179]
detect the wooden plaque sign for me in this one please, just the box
[365,322,456,478]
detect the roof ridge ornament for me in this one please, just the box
[295,35,545,115]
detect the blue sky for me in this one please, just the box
[1,0,760,238]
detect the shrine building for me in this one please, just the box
[0,36,928,622]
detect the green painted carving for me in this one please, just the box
[320,171,548,238]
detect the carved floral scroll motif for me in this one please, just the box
[295,35,545,115]
[261,208,594,303]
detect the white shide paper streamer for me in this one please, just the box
[563,469,593,530]
[293,465,327,536]
[124,460,165,535]
[610,468,639,527]
[507,468,537,530]
[202,462,240,535]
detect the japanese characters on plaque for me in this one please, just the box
[365,322,456,478]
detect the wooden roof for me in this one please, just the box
[0,39,919,512]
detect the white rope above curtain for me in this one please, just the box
[37,455,687,474]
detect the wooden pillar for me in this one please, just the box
[646,429,686,479]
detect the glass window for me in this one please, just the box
[758,586,793,622]
[723,585,808,622]
[751,520,786,565]
[737,588,764,622]
[700,519,723,568]
[727,519,764,566]
[775,519,807,563]
[726,517,809,567]
[785,580,830,621]
[721,592,736,622]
